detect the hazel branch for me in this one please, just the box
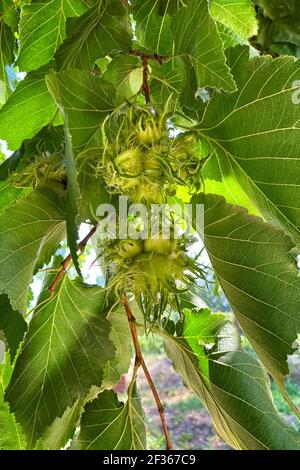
[131,49,168,65]
[131,49,168,104]
[123,292,172,450]
[48,225,97,294]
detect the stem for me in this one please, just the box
[49,225,97,294]
[131,50,168,105]
[131,50,167,65]
[123,293,172,450]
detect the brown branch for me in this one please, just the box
[131,49,167,65]
[48,225,98,294]
[131,50,168,105]
[131,50,168,104]
[123,293,172,450]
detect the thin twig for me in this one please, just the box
[48,225,97,294]
[123,293,172,450]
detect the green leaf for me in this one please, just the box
[55,0,132,71]
[0,181,29,214]
[0,19,14,102]
[258,0,300,35]
[23,258,80,451]
[42,399,83,450]
[6,277,115,447]
[150,59,183,110]
[171,0,236,92]
[0,69,60,150]
[203,177,261,215]
[132,0,181,55]
[216,23,247,49]
[133,0,236,93]
[0,355,26,450]
[0,0,18,31]
[21,125,65,160]
[78,162,111,223]
[75,388,146,450]
[192,193,300,382]
[256,12,300,59]
[17,0,88,72]
[103,55,143,102]
[0,189,66,311]
[0,295,27,361]
[183,307,227,378]
[102,306,132,389]
[211,0,258,41]
[179,63,208,118]
[197,46,300,244]
[46,70,116,150]
[164,310,300,450]
[0,146,25,182]
[202,151,261,216]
